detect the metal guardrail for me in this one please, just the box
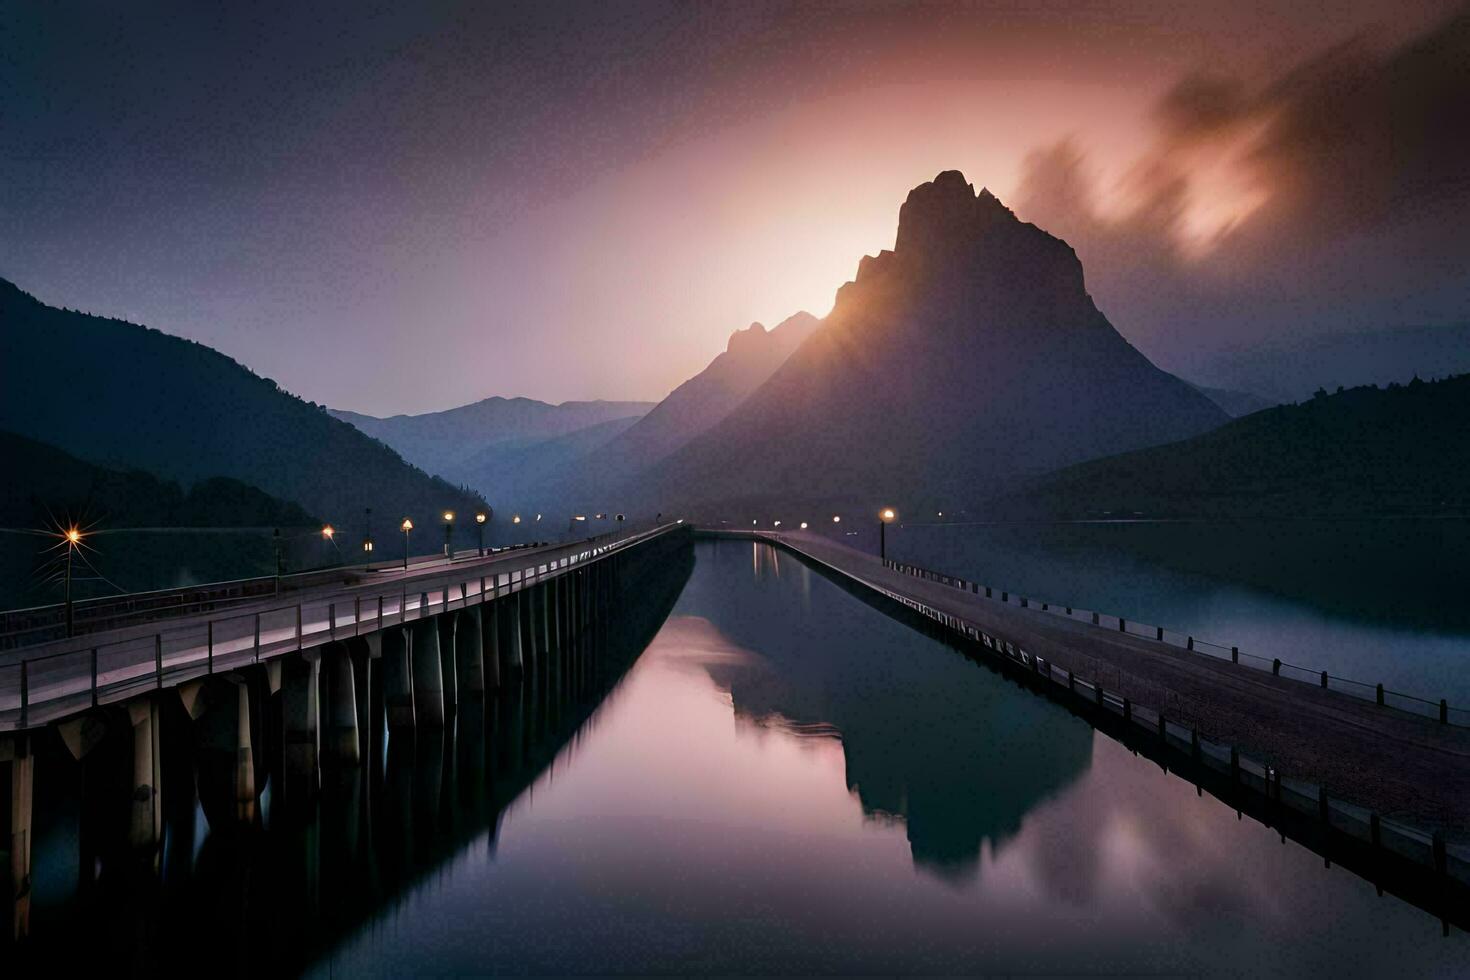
[0,542,555,650]
[0,523,675,732]
[882,558,1470,728]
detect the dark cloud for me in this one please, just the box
[1014,5,1470,386]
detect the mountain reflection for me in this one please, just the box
[675,539,1093,880]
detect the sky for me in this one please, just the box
[3,1,1467,415]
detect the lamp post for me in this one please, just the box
[475,511,487,556]
[401,517,413,570]
[879,508,897,560]
[442,510,455,559]
[362,507,374,561]
[63,527,81,638]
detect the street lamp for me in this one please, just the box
[442,510,455,558]
[363,507,374,557]
[800,522,808,530]
[475,511,487,556]
[879,507,897,561]
[832,515,841,524]
[63,527,82,638]
[401,517,413,570]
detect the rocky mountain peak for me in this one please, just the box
[726,321,769,355]
[893,170,1019,259]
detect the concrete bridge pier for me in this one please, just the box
[322,642,360,769]
[480,601,502,691]
[382,627,415,731]
[347,636,378,772]
[126,695,163,860]
[501,595,524,683]
[2,735,32,942]
[280,650,322,804]
[190,673,260,828]
[437,613,459,714]
[410,617,446,729]
[455,609,485,704]
[517,588,538,679]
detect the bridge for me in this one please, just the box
[0,521,692,943]
[701,527,1470,916]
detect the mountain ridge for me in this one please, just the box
[635,170,1227,512]
[0,277,487,531]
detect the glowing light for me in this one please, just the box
[65,527,82,544]
[321,524,335,539]
[535,514,542,522]
[401,518,414,532]
[574,515,587,521]
[752,519,758,526]
[832,515,841,523]
[880,508,896,522]
[773,520,782,527]
[512,515,522,524]
[475,512,487,524]
[442,511,455,523]
[800,522,808,529]
[363,540,374,553]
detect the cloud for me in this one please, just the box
[1012,5,1470,378]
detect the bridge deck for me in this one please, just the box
[0,523,680,731]
[735,529,1470,839]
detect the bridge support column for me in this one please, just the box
[2,735,32,942]
[410,618,446,729]
[348,636,376,767]
[481,601,502,691]
[540,582,554,664]
[322,642,360,769]
[456,609,485,701]
[194,674,258,827]
[126,695,163,858]
[437,614,458,712]
[503,595,524,682]
[516,588,536,678]
[281,650,322,802]
[382,627,414,730]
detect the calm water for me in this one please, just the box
[15,537,1468,975]
[302,539,1459,975]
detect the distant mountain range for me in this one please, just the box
[1190,383,1275,418]
[633,171,1227,512]
[1187,324,1470,405]
[444,414,643,509]
[998,374,1470,518]
[0,278,486,534]
[534,312,821,511]
[0,430,316,529]
[330,396,654,478]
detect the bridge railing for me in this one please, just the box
[757,532,1470,896]
[0,541,560,651]
[0,522,674,731]
[880,557,1470,728]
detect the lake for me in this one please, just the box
[17,534,1462,975]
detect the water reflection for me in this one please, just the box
[12,537,1468,976]
[679,540,1093,880]
[13,545,692,975]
